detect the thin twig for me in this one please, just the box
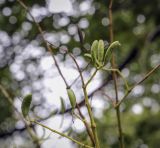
[31,120,93,148]
[116,63,160,107]
[69,53,100,148]
[102,67,129,91]
[69,53,85,87]
[102,92,115,107]
[1,63,159,138]
[70,62,91,87]
[17,1,99,146]
[108,0,124,147]
[17,0,69,89]
[76,103,95,145]
[59,47,138,114]
[85,69,98,87]
[109,0,113,42]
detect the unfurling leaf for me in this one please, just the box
[21,94,32,118]
[104,41,121,64]
[67,89,76,110]
[108,41,121,50]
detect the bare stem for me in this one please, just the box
[108,0,124,147]
[69,53,100,148]
[102,92,115,107]
[109,0,113,42]
[70,62,91,87]
[102,68,129,91]
[116,63,160,107]
[76,104,95,146]
[16,1,95,146]
[31,120,93,148]
[85,69,98,87]
[17,0,69,89]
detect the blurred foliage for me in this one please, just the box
[0,0,160,147]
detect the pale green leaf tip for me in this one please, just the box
[91,40,98,47]
[84,53,92,57]
[99,39,104,43]
[113,41,121,46]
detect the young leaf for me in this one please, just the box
[60,97,66,113]
[60,97,66,128]
[98,40,104,63]
[108,41,121,51]
[67,89,76,110]
[21,94,32,118]
[104,41,121,64]
[91,40,98,64]
[84,53,92,60]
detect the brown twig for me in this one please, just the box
[17,0,69,89]
[109,0,113,42]
[70,62,91,87]
[17,1,100,145]
[102,92,115,107]
[108,0,124,147]
[116,63,160,107]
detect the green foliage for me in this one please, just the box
[103,41,121,64]
[87,40,121,68]
[60,97,66,113]
[0,0,159,147]
[21,94,32,118]
[67,89,77,110]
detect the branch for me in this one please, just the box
[17,0,70,89]
[69,53,100,147]
[116,63,160,107]
[109,0,124,147]
[32,120,93,148]
[0,45,138,138]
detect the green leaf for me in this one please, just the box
[91,40,98,65]
[21,94,32,118]
[67,89,76,110]
[84,53,92,59]
[104,41,121,64]
[98,40,104,63]
[60,97,66,128]
[60,97,66,113]
[108,41,121,51]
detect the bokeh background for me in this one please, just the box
[0,0,160,147]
